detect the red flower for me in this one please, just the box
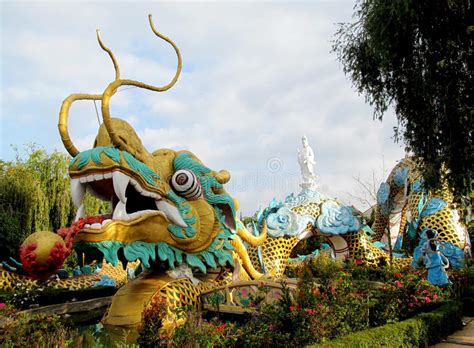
[269,324,273,332]
[394,273,402,279]
[289,305,295,312]
[394,280,403,288]
[355,259,365,265]
[0,303,5,309]
[216,324,226,333]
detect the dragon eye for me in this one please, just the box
[171,169,202,199]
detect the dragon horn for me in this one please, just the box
[58,30,121,157]
[100,14,182,159]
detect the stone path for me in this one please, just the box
[432,317,474,347]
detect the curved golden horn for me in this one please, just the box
[101,14,182,156]
[58,94,102,157]
[58,30,121,157]
[96,30,120,81]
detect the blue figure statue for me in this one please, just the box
[424,240,450,286]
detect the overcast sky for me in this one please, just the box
[0,1,405,215]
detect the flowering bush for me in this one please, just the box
[138,294,169,347]
[0,303,75,347]
[138,256,464,346]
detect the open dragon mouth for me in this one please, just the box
[71,170,187,229]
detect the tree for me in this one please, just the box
[0,146,109,261]
[333,0,473,201]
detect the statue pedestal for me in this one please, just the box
[300,176,318,191]
[300,182,318,190]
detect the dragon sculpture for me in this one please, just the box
[0,15,470,334]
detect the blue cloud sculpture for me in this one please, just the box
[316,202,360,235]
[266,206,315,238]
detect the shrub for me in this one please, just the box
[309,300,463,347]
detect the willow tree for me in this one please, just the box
[0,147,109,260]
[333,0,473,200]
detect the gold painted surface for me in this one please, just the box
[0,261,136,292]
[103,272,174,327]
[75,201,219,254]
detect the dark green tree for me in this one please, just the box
[0,146,110,261]
[333,0,473,200]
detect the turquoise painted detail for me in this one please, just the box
[57,269,69,279]
[256,207,264,225]
[411,229,434,269]
[316,202,360,235]
[69,146,159,187]
[394,167,409,187]
[75,223,235,272]
[93,275,116,288]
[173,153,236,218]
[122,151,159,185]
[81,265,93,275]
[425,245,450,286]
[361,224,374,236]
[421,198,447,217]
[70,146,121,169]
[439,242,464,269]
[394,235,403,251]
[377,182,390,205]
[166,191,198,238]
[123,241,156,268]
[411,180,424,192]
[373,241,386,249]
[407,221,417,239]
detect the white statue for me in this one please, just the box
[298,135,318,190]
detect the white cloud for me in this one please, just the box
[1,1,405,216]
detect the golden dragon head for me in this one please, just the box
[58,15,238,273]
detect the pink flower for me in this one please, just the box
[289,305,295,312]
[433,294,438,300]
[0,303,5,309]
[394,280,403,288]
[269,324,273,332]
[424,296,431,303]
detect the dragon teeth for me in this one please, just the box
[113,172,130,203]
[75,204,85,221]
[113,201,129,220]
[156,200,187,228]
[70,179,86,208]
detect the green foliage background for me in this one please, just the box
[333,0,473,200]
[0,146,110,261]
